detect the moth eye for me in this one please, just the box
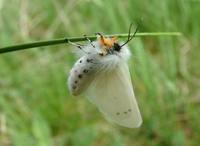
[78,74,82,78]
[113,43,121,52]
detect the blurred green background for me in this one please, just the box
[0,0,200,146]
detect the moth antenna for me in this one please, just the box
[120,21,141,48]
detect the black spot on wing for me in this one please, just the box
[86,58,93,63]
[78,74,82,78]
[124,111,127,114]
[83,69,88,73]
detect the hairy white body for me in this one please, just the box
[68,41,142,128]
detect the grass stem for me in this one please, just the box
[0,32,182,54]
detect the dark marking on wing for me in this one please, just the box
[86,58,93,63]
[83,69,88,73]
[78,74,82,78]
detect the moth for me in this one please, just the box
[68,24,142,128]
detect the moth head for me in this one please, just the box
[96,33,121,55]
[97,33,117,47]
[96,22,140,56]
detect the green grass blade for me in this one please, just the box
[0,32,182,54]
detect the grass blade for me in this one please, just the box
[0,32,182,54]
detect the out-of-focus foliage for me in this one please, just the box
[0,0,199,146]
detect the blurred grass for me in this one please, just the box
[0,0,200,146]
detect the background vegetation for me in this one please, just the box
[0,0,199,146]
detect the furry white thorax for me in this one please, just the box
[76,41,131,71]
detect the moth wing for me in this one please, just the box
[68,55,100,96]
[86,63,142,128]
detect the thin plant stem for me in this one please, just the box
[0,32,182,54]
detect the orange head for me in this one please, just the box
[98,35,118,49]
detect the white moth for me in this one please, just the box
[68,31,142,128]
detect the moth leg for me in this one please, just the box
[68,40,84,48]
[95,32,104,38]
[83,34,95,48]
[95,32,104,44]
[68,40,90,55]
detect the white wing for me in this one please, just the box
[86,63,142,128]
[68,55,100,96]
